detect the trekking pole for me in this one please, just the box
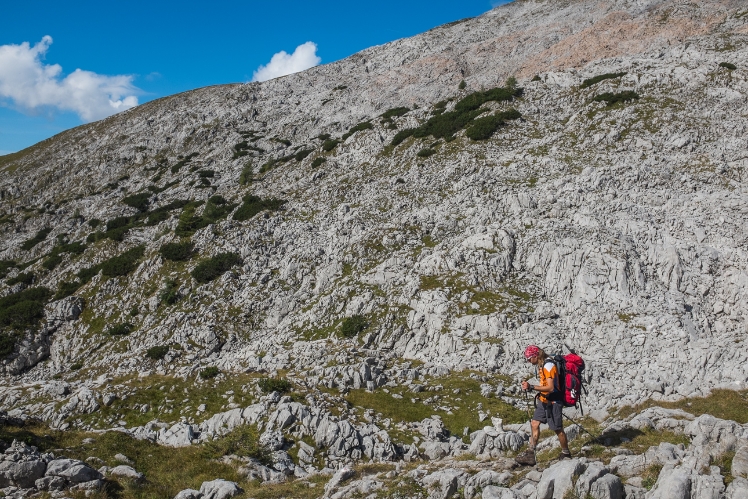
[561,412,599,441]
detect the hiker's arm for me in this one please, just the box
[521,377,554,393]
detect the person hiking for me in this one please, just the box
[515,345,571,466]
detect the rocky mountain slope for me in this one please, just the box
[1,0,748,497]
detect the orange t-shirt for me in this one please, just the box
[538,360,558,403]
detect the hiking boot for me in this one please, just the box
[558,450,573,460]
[515,449,536,466]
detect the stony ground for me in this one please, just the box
[0,0,748,497]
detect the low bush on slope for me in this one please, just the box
[191,252,241,284]
[580,72,627,88]
[0,287,53,356]
[159,241,195,261]
[175,196,237,237]
[20,228,52,251]
[42,241,86,271]
[232,194,285,222]
[88,199,189,242]
[391,85,523,145]
[593,91,640,106]
[55,245,146,299]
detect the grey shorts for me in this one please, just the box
[533,402,564,431]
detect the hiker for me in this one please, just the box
[515,345,571,465]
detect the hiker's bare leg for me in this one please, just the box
[530,420,541,448]
[556,429,569,450]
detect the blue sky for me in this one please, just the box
[0,0,511,155]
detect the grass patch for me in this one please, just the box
[580,72,627,89]
[191,253,241,284]
[21,227,52,251]
[641,463,663,490]
[614,389,748,423]
[346,372,524,438]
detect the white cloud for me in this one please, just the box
[0,36,139,122]
[252,41,321,82]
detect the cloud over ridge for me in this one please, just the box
[252,41,321,82]
[0,36,139,122]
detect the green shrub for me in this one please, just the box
[465,108,522,140]
[170,153,198,174]
[580,72,627,89]
[0,332,16,357]
[0,260,16,279]
[233,194,285,222]
[459,79,466,90]
[719,62,737,70]
[340,315,368,338]
[258,377,292,393]
[191,253,241,284]
[0,301,45,329]
[322,139,341,152]
[316,133,331,141]
[593,91,640,106]
[381,107,409,120]
[107,322,134,336]
[531,75,541,82]
[198,170,215,178]
[70,362,83,371]
[454,86,521,113]
[239,163,254,185]
[311,157,326,168]
[175,202,203,237]
[391,128,416,146]
[6,272,34,286]
[342,121,373,140]
[295,149,314,162]
[174,198,234,238]
[146,345,169,360]
[159,241,195,261]
[0,287,52,334]
[21,228,52,251]
[100,245,146,278]
[417,148,436,158]
[42,241,86,270]
[159,279,180,305]
[122,193,151,212]
[54,281,82,300]
[88,219,101,228]
[200,366,220,379]
[202,426,271,464]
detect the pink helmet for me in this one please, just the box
[524,345,540,359]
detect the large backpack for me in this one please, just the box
[551,352,586,413]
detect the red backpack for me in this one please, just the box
[551,353,586,413]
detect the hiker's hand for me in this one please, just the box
[521,381,530,392]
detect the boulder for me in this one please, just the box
[422,468,465,499]
[45,458,102,483]
[199,479,243,499]
[732,441,748,478]
[110,465,145,483]
[536,458,585,499]
[174,489,203,499]
[0,459,47,488]
[481,486,522,499]
[158,423,197,447]
[647,466,691,499]
[726,477,748,499]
